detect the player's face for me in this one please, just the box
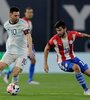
[56,26,66,37]
[10,11,20,23]
[25,9,33,19]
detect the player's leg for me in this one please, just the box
[73,57,90,95]
[11,66,20,84]
[59,59,89,94]
[28,47,39,84]
[0,52,7,70]
[2,67,11,84]
[0,52,15,83]
[0,62,8,71]
[84,69,90,76]
[0,52,10,83]
[12,54,27,84]
[28,56,35,81]
[72,64,88,92]
[0,52,14,71]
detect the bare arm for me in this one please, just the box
[26,33,34,59]
[82,33,90,38]
[44,43,50,73]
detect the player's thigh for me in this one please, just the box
[84,69,90,76]
[15,54,27,70]
[74,57,88,73]
[0,52,14,70]
[59,60,74,72]
[0,62,8,70]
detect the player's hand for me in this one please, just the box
[44,64,49,73]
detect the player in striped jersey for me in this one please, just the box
[44,20,90,95]
[0,7,34,84]
[22,7,39,84]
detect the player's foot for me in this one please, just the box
[3,76,9,84]
[28,80,40,85]
[84,89,90,95]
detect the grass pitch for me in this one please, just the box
[0,73,90,100]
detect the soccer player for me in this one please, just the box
[0,7,34,85]
[22,7,39,84]
[44,20,90,95]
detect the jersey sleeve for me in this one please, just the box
[48,37,55,48]
[22,20,31,35]
[74,31,84,38]
[4,21,8,30]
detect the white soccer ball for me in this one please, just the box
[7,83,20,95]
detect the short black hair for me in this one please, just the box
[25,7,33,12]
[55,20,66,29]
[10,7,19,13]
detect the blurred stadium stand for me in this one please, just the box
[0,0,90,52]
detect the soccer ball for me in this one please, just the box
[6,83,20,95]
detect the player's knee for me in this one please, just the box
[0,66,3,70]
[84,69,90,77]
[73,64,81,73]
[85,72,90,77]
[0,62,7,70]
[31,58,36,64]
[12,71,19,77]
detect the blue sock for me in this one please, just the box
[7,70,11,79]
[75,73,88,91]
[29,64,35,81]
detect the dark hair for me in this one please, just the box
[25,7,33,12]
[55,20,66,29]
[10,7,19,13]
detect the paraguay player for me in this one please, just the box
[44,20,90,95]
[22,7,39,84]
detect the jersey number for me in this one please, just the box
[11,29,17,35]
[79,60,85,66]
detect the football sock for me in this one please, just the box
[7,70,12,79]
[75,72,88,91]
[29,64,35,81]
[12,75,19,84]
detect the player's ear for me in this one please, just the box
[64,27,67,32]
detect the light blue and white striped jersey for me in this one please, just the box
[4,18,29,54]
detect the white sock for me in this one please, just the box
[12,75,19,84]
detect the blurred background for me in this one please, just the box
[0,0,90,73]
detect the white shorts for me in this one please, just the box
[1,52,27,70]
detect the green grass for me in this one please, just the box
[0,73,90,100]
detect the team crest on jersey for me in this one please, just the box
[58,44,62,46]
[69,40,73,44]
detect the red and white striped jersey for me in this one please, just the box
[48,31,84,63]
[22,17,32,33]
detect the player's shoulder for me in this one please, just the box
[50,34,58,41]
[4,20,9,28]
[52,34,59,39]
[19,18,27,25]
[22,17,32,24]
[68,30,78,35]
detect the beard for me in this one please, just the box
[58,32,65,37]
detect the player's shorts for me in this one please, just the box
[1,52,27,70]
[58,57,88,73]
